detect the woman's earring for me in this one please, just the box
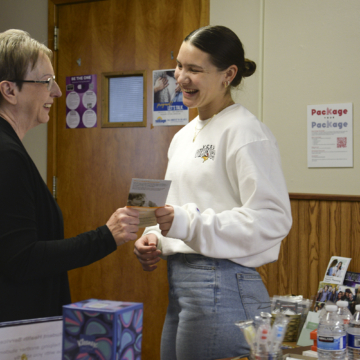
[224,81,230,88]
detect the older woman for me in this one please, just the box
[134,25,292,360]
[0,29,140,322]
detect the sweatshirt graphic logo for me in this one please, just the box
[195,145,215,162]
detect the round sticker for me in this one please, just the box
[66,91,80,110]
[82,90,97,109]
[83,109,97,128]
[66,110,80,128]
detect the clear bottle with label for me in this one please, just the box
[348,304,360,360]
[250,312,283,360]
[317,304,346,360]
[336,300,352,329]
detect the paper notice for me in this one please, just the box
[126,178,171,228]
[0,317,62,360]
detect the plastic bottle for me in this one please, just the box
[317,304,346,360]
[319,306,327,321]
[348,304,360,360]
[336,300,352,328]
[255,312,272,355]
[269,313,290,353]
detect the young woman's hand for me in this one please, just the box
[134,234,161,271]
[155,205,174,237]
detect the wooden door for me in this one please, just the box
[47,0,209,358]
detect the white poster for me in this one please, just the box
[307,103,353,167]
[152,69,189,126]
[0,317,62,360]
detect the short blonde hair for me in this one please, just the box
[0,29,52,98]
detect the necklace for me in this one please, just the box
[193,101,234,142]
[193,116,214,142]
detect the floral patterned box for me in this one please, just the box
[62,299,143,360]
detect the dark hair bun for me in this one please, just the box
[243,59,256,78]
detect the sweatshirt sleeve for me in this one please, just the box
[0,148,117,281]
[1,226,118,282]
[166,139,292,262]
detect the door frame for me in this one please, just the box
[46,0,110,190]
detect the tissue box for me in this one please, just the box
[62,299,143,360]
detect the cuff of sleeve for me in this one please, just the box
[99,225,117,252]
[166,205,190,240]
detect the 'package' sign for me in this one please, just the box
[307,103,353,168]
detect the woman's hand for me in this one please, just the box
[154,77,169,93]
[134,234,161,271]
[155,205,174,237]
[106,207,140,246]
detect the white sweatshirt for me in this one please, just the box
[144,103,292,268]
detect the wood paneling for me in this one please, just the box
[290,193,360,202]
[258,197,360,300]
[51,0,107,5]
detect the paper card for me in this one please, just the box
[296,311,320,346]
[0,317,62,360]
[323,256,351,284]
[315,282,341,304]
[285,354,318,359]
[344,271,360,287]
[126,178,171,228]
[338,284,358,314]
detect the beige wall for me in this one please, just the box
[211,0,360,195]
[210,0,263,118]
[0,0,48,181]
[2,0,359,194]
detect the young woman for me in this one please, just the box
[327,259,338,275]
[134,25,292,360]
[333,261,344,277]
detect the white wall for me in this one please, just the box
[211,0,360,195]
[0,0,48,181]
[210,0,263,118]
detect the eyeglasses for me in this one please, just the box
[9,75,56,91]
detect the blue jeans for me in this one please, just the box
[161,253,271,360]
